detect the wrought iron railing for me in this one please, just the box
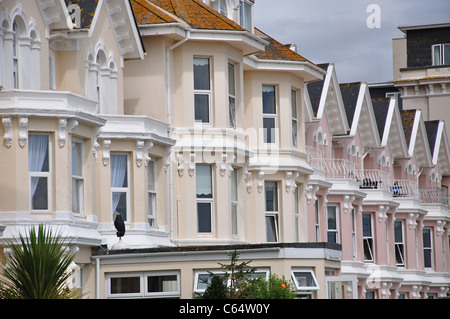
[419,187,449,205]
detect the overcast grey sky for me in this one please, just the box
[253,0,450,84]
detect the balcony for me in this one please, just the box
[419,187,449,205]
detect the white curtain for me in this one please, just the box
[29,135,48,198]
[111,154,127,213]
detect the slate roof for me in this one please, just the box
[253,28,312,63]
[425,120,440,155]
[340,82,361,127]
[65,0,99,29]
[400,109,416,148]
[306,63,329,117]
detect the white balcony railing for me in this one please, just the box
[419,187,449,205]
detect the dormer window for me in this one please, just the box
[432,43,450,66]
[219,0,228,16]
[239,0,252,31]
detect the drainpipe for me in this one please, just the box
[166,31,191,240]
[94,256,101,299]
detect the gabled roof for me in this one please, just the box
[401,109,433,167]
[425,120,450,175]
[305,63,348,135]
[131,0,178,24]
[341,82,380,148]
[372,97,408,159]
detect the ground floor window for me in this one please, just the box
[107,271,180,299]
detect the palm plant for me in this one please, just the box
[0,224,81,299]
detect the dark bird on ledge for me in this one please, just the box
[113,211,125,239]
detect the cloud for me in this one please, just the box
[253,0,450,83]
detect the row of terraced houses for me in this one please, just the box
[0,0,449,299]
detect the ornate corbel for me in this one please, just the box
[164,147,172,172]
[220,154,228,177]
[2,117,13,148]
[305,184,319,205]
[377,205,389,223]
[92,127,102,162]
[58,118,67,148]
[408,213,418,230]
[102,139,111,166]
[343,195,355,213]
[244,167,252,193]
[188,153,196,177]
[177,153,184,177]
[285,171,293,192]
[437,220,446,236]
[292,172,299,193]
[136,140,145,168]
[68,119,79,133]
[257,171,264,193]
[18,117,28,148]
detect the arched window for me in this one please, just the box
[12,20,19,89]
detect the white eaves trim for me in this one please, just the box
[37,0,74,31]
[244,55,325,83]
[409,110,433,167]
[382,97,409,158]
[433,121,450,174]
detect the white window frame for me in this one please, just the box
[394,220,406,267]
[362,213,375,263]
[196,164,214,234]
[291,89,298,147]
[326,204,340,244]
[262,85,277,144]
[110,153,130,222]
[147,159,157,227]
[239,0,252,30]
[12,21,19,89]
[231,168,238,236]
[194,57,212,125]
[265,181,279,243]
[29,133,52,212]
[315,198,320,242]
[351,207,357,260]
[49,50,56,90]
[107,271,181,299]
[228,62,236,128]
[71,138,85,216]
[194,269,269,294]
[432,43,450,66]
[423,227,434,269]
[291,268,320,291]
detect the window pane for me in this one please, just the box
[194,58,210,90]
[424,249,432,268]
[262,85,276,114]
[364,238,374,261]
[111,277,140,294]
[394,220,403,243]
[327,206,337,230]
[443,44,450,65]
[265,181,278,211]
[293,272,317,288]
[147,275,178,293]
[148,193,156,226]
[433,45,441,66]
[228,63,235,96]
[147,161,156,191]
[31,177,48,210]
[292,120,298,146]
[29,135,49,172]
[291,90,297,118]
[197,202,212,233]
[263,118,275,143]
[232,204,238,235]
[265,215,278,242]
[72,141,83,176]
[423,228,431,247]
[231,169,238,202]
[229,96,236,128]
[195,94,210,123]
[113,192,127,221]
[362,213,372,237]
[72,179,83,214]
[111,154,127,187]
[196,165,212,198]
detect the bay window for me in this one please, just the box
[194,57,211,124]
[29,134,51,211]
[265,181,279,242]
[72,139,84,215]
[196,164,213,233]
[111,154,129,221]
[262,85,277,144]
[147,160,157,227]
